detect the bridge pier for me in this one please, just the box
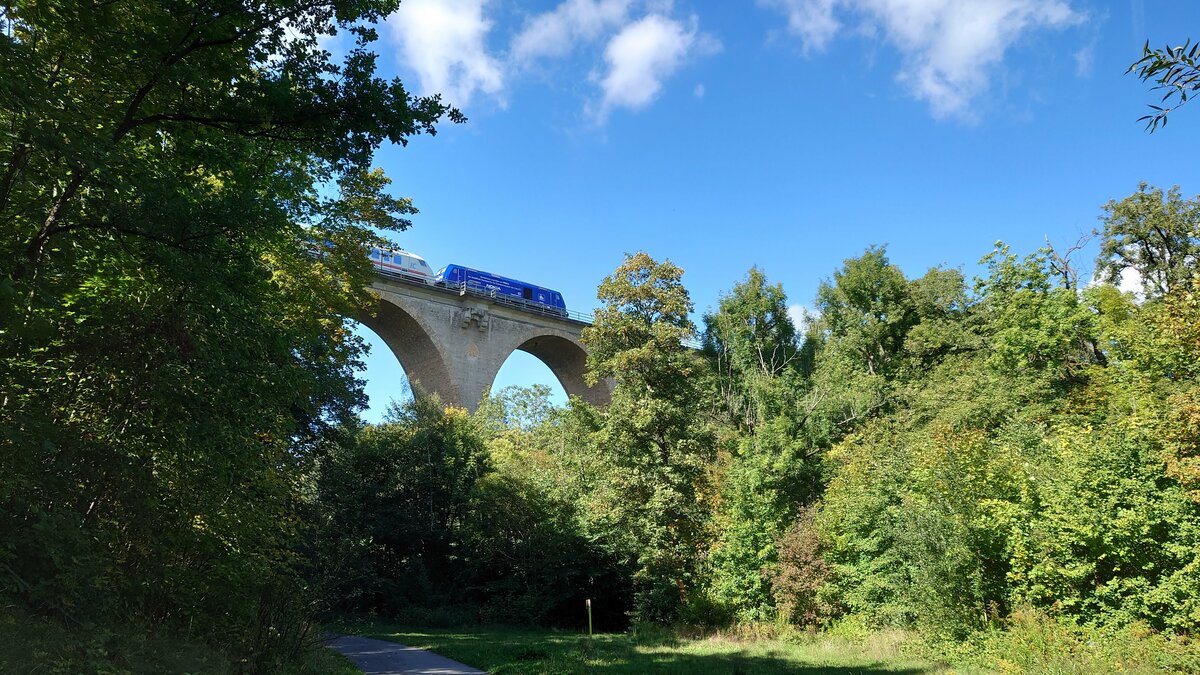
[358,276,612,412]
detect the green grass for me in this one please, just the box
[340,621,963,674]
[0,605,231,674]
[298,645,363,675]
[0,605,360,674]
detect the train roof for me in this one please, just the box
[378,247,429,263]
[439,263,561,293]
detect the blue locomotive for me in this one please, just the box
[436,264,567,316]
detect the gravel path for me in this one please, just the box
[327,634,486,675]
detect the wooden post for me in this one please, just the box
[586,598,593,637]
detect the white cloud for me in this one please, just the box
[1074,42,1094,77]
[1117,266,1143,299]
[760,0,841,52]
[761,0,1083,119]
[594,14,717,119]
[386,0,504,108]
[694,83,706,97]
[787,303,816,327]
[512,0,634,64]
[383,0,713,122]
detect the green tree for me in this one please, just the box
[703,267,800,430]
[812,245,1088,637]
[977,244,1101,379]
[1096,183,1200,300]
[465,389,634,628]
[801,247,923,449]
[314,398,489,613]
[0,0,456,660]
[702,268,819,621]
[815,246,917,380]
[581,252,714,622]
[811,233,1200,641]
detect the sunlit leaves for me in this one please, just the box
[0,0,457,655]
[1096,183,1200,300]
[581,252,713,622]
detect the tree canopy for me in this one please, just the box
[0,0,457,664]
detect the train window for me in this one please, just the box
[523,287,533,300]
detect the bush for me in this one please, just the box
[949,609,1200,674]
[767,507,832,627]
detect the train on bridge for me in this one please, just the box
[369,247,569,318]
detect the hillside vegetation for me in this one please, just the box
[307,185,1200,672]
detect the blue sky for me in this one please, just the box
[349,0,1200,422]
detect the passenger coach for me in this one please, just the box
[369,247,436,284]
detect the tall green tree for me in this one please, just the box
[581,252,713,622]
[976,244,1100,379]
[801,247,921,449]
[815,246,916,380]
[702,268,817,621]
[0,0,456,657]
[703,267,800,430]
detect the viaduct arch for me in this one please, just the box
[357,275,612,412]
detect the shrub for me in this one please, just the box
[768,507,833,626]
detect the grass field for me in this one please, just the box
[0,606,360,674]
[345,622,965,674]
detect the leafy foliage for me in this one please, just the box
[312,392,634,629]
[581,252,715,622]
[1129,39,1200,131]
[807,206,1200,641]
[1096,182,1200,300]
[0,0,457,665]
[313,399,488,613]
[702,269,819,621]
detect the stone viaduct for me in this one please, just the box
[359,273,612,412]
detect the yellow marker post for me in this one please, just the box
[586,598,593,637]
